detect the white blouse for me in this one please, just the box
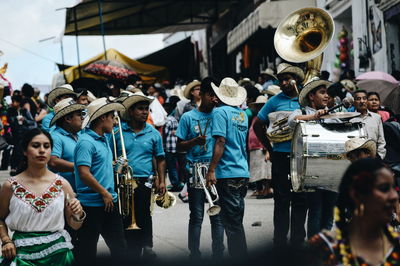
[5,176,66,232]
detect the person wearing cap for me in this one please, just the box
[73,98,127,264]
[253,62,307,247]
[47,97,85,252]
[205,77,249,257]
[350,89,386,159]
[42,84,77,132]
[182,80,202,114]
[287,78,340,239]
[113,92,166,259]
[258,68,278,91]
[176,77,225,259]
[345,138,377,162]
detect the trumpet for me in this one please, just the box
[196,164,221,216]
[112,112,140,230]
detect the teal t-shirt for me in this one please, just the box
[176,108,215,163]
[212,105,249,179]
[42,111,56,132]
[111,122,165,178]
[51,126,79,190]
[74,129,117,207]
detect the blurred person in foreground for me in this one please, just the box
[308,159,399,266]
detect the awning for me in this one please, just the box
[64,0,240,36]
[62,48,167,83]
[227,0,316,54]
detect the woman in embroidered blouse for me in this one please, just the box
[308,159,400,266]
[0,128,84,265]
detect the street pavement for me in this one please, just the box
[0,171,274,261]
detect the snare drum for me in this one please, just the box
[291,121,366,192]
[188,162,210,189]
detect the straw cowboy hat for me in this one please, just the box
[276,63,305,81]
[238,78,255,86]
[115,90,134,103]
[125,85,142,93]
[260,68,277,80]
[170,86,185,100]
[81,97,125,129]
[183,80,201,99]
[344,138,376,159]
[121,91,154,121]
[249,95,268,107]
[340,79,356,92]
[299,77,332,107]
[263,85,282,96]
[50,98,86,127]
[211,77,247,107]
[48,84,77,108]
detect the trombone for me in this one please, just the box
[112,112,140,230]
[196,164,221,216]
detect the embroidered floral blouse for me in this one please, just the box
[5,176,66,232]
[308,229,400,266]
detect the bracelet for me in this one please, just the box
[1,240,13,247]
[72,210,86,223]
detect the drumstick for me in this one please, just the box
[290,80,299,95]
[197,120,206,151]
[197,120,203,136]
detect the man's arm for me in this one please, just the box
[155,156,166,195]
[176,136,206,152]
[48,156,74,172]
[376,119,386,159]
[205,136,225,187]
[253,117,272,154]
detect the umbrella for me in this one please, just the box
[356,79,400,114]
[84,60,137,80]
[356,71,399,84]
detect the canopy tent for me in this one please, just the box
[64,0,240,36]
[62,48,167,83]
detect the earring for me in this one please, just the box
[354,203,365,217]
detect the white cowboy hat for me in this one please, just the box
[121,91,154,121]
[262,85,282,96]
[249,95,268,106]
[211,77,247,107]
[238,78,255,86]
[115,90,134,103]
[340,79,356,92]
[299,77,332,107]
[50,98,86,127]
[86,90,97,103]
[344,138,376,159]
[260,68,277,79]
[81,97,125,129]
[170,87,185,100]
[183,80,201,99]
[276,63,305,82]
[48,84,77,108]
[125,85,142,93]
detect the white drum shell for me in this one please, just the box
[290,121,367,192]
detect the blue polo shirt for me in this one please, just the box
[257,92,300,152]
[176,108,215,163]
[112,122,165,178]
[42,111,56,132]
[212,105,249,179]
[51,126,79,190]
[74,129,117,207]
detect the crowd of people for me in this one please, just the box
[0,63,399,265]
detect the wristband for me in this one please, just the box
[1,240,13,247]
[72,210,86,223]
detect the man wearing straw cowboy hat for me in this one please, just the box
[253,62,307,247]
[42,84,77,132]
[73,97,127,264]
[114,91,166,259]
[287,77,340,239]
[344,138,377,162]
[176,77,225,259]
[182,79,202,114]
[205,77,249,257]
[47,97,86,254]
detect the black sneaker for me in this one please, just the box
[178,193,189,203]
[142,246,157,259]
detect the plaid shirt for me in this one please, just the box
[164,115,179,153]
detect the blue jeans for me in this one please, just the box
[307,189,337,238]
[216,178,248,257]
[188,186,225,258]
[165,152,180,186]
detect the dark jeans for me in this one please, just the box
[188,186,225,258]
[165,152,180,186]
[271,151,307,246]
[307,189,337,238]
[124,179,153,258]
[75,205,127,265]
[216,178,248,257]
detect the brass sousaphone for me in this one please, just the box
[274,7,334,84]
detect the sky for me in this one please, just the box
[0,0,164,92]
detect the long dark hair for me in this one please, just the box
[16,128,53,174]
